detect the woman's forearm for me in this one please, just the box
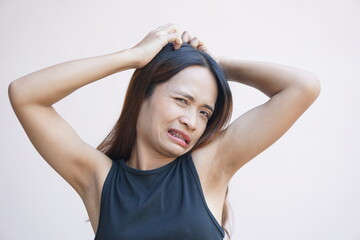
[220,58,321,98]
[9,49,138,107]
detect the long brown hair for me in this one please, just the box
[97,43,233,237]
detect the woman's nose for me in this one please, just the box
[179,112,197,130]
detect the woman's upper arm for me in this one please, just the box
[10,100,112,197]
[212,73,321,180]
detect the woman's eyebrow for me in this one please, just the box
[175,91,214,113]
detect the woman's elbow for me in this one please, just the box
[297,72,321,101]
[8,80,19,106]
[8,79,26,109]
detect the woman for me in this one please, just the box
[8,24,320,239]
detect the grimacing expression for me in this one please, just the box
[136,65,218,158]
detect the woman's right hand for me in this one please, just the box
[130,23,183,69]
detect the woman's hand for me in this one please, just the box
[130,23,183,69]
[181,31,221,65]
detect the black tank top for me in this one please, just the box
[94,153,225,240]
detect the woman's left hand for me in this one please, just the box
[181,31,221,65]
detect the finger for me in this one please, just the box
[181,31,191,43]
[174,29,183,49]
[197,40,208,52]
[163,23,179,34]
[168,32,183,50]
[155,23,173,31]
[153,23,177,37]
[189,37,200,48]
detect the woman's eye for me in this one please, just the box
[176,98,187,105]
[200,111,211,120]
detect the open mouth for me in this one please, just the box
[168,130,189,144]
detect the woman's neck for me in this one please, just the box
[127,140,176,170]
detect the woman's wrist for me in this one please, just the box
[111,48,142,71]
[218,57,237,81]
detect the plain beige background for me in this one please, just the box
[1,0,359,239]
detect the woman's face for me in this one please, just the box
[136,65,218,158]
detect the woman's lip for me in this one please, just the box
[167,128,191,147]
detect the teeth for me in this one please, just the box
[170,131,186,143]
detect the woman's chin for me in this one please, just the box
[161,143,190,158]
